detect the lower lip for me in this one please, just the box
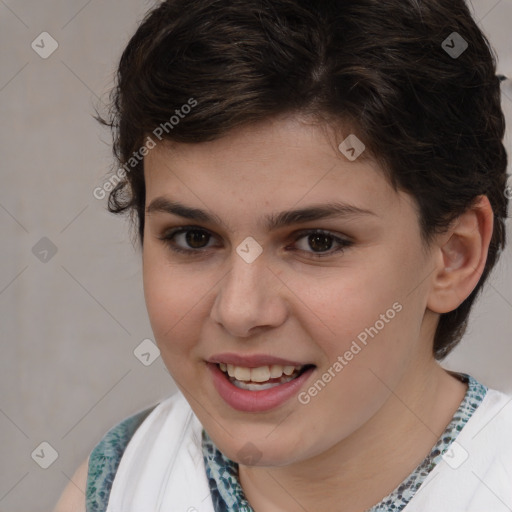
[207,362,315,412]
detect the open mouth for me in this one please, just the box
[217,362,316,391]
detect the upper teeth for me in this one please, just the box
[219,363,302,382]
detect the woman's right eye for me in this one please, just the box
[158,227,216,255]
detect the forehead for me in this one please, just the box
[149,115,374,171]
[143,115,409,230]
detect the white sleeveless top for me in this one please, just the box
[105,384,512,512]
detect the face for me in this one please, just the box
[142,114,437,466]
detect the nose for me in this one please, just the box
[210,246,288,338]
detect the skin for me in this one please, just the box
[142,114,493,512]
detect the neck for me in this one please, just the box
[238,361,467,512]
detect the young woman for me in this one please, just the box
[55,0,511,510]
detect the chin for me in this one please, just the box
[212,434,305,468]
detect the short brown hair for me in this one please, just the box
[99,0,509,359]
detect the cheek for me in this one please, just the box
[142,246,203,352]
[288,250,423,381]
[283,262,404,351]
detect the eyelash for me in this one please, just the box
[157,226,353,259]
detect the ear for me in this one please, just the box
[427,195,494,314]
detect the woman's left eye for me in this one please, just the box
[158,227,352,258]
[290,229,353,258]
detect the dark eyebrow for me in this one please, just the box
[146,197,376,231]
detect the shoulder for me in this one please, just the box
[470,386,512,448]
[52,403,159,512]
[86,404,160,510]
[52,455,90,512]
[453,381,512,461]
[387,382,512,511]
[470,386,512,430]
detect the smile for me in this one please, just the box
[208,361,316,412]
[218,362,311,390]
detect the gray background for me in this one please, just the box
[0,1,511,511]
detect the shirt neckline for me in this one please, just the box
[202,371,487,512]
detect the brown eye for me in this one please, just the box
[185,229,210,249]
[307,232,334,253]
[158,227,216,254]
[291,229,353,258]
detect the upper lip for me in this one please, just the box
[207,353,312,368]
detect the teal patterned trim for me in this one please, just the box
[202,372,487,512]
[85,405,158,512]
[202,430,253,512]
[84,373,487,511]
[366,372,487,511]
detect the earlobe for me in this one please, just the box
[427,195,494,314]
